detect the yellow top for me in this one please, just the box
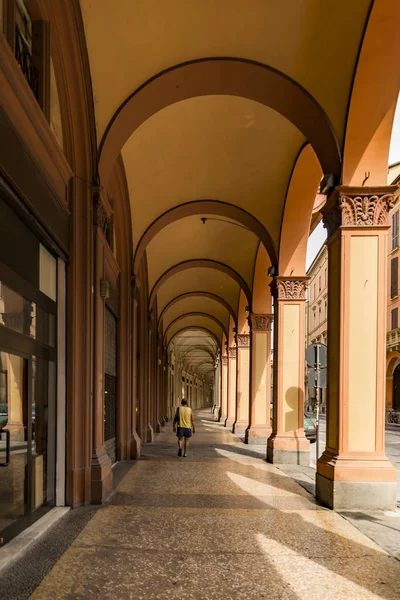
[179,406,192,429]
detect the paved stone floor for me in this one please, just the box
[30,410,400,600]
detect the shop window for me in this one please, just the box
[392,308,398,331]
[0,280,55,346]
[392,211,399,251]
[391,257,398,299]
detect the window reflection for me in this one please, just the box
[0,281,55,346]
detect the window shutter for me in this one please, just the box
[392,308,399,330]
[391,257,398,299]
[392,211,399,251]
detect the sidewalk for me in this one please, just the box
[14,410,400,599]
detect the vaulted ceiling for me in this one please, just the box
[80,0,373,380]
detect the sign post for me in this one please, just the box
[306,343,327,463]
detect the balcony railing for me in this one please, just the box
[387,327,400,350]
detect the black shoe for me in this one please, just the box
[178,448,182,457]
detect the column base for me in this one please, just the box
[267,434,310,466]
[146,424,154,443]
[224,417,235,429]
[160,417,166,427]
[130,431,141,460]
[155,420,162,433]
[91,447,113,504]
[316,472,397,510]
[232,420,248,435]
[245,425,272,445]
[219,414,227,424]
[316,451,397,510]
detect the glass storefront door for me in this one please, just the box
[0,351,29,543]
[0,350,56,545]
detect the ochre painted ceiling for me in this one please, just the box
[80,0,370,142]
[79,0,373,380]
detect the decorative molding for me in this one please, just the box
[249,313,273,331]
[323,186,397,237]
[221,356,228,366]
[93,191,111,237]
[228,346,237,359]
[236,333,250,347]
[270,277,308,301]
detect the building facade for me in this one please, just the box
[305,243,328,412]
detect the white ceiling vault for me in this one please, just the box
[80,0,373,381]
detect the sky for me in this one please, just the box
[306,96,400,270]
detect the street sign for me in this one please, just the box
[306,343,327,368]
[307,367,327,389]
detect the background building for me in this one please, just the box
[305,243,328,412]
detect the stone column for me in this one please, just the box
[219,356,229,423]
[233,334,250,435]
[225,346,237,428]
[245,314,273,444]
[267,277,310,465]
[317,186,397,509]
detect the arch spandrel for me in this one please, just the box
[279,144,323,277]
[343,0,400,186]
[252,244,272,314]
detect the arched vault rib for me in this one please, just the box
[181,347,216,362]
[134,200,277,271]
[149,259,251,308]
[158,292,236,327]
[99,58,341,185]
[164,313,228,344]
[168,327,221,350]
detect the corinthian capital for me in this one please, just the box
[323,186,397,237]
[270,277,308,301]
[235,333,250,348]
[248,314,273,331]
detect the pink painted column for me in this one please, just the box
[245,314,273,444]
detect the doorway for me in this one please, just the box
[393,363,400,410]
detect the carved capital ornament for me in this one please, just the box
[323,186,396,237]
[249,314,273,331]
[228,347,237,359]
[221,356,228,366]
[270,277,308,301]
[235,333,250,347]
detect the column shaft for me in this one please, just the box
[246,314,273,444]
[219,356,228,422]
[233,334,250,434]
[267,277,310,465]
[225,347,237,428]
[317,186,397,510]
